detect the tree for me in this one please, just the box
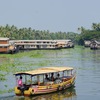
[92,23,100,31]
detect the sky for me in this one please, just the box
[0,0,100,33]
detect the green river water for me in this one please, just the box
[0,46,100,100]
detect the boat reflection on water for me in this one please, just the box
[14,87,76,100]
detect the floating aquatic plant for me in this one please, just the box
[0,88,14,94]
[0,74,6,81]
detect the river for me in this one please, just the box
[0,46,100,100]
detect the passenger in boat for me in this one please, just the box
[44,74,49,82]
[51,73,54,81]
[56,73,60,79]
[18,76,23,87]
[55,73,61,83]
[17,76,25,94]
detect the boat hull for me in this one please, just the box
[15,75,75,96]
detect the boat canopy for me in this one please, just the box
[14,67,74,76]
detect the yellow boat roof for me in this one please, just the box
[14,67,74,76]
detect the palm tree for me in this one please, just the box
[92,23,97,30]
[77,26,85,34]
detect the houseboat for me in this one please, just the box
[90,40,100,50]
[13,40,60,50]
[56,40,74,48]
[84,40,91,47]
[0,37,16,53]
[14,67,76,96]
[13,40,74,50]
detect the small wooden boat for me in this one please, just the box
[14,67,76,96]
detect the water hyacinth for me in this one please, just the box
[0,50,45,94]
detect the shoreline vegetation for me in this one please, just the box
[0,23,100,45]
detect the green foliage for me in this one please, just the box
[0,23,100,45]
[0,24,77,41]
[0,88,14,94]
[0,50,46,83]
[0,73,6,81]
[0,50,43,58]
[77,23,100,45]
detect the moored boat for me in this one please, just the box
[14,67,76,96]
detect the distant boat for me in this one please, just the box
[90,40,100,50]
[0,37,16,54]
[84,40,91,47]
[12,39,74,50]
[14,67,76,96]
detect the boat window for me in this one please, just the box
[57,72,62,77]
[66,70,73,76]
[43,42,46,43]
[32,75,38,84]
[31,75,44,85]
[25,75,32,85]
[42,45,47,48]
[16,75,25,85]
[39,75,44,83]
